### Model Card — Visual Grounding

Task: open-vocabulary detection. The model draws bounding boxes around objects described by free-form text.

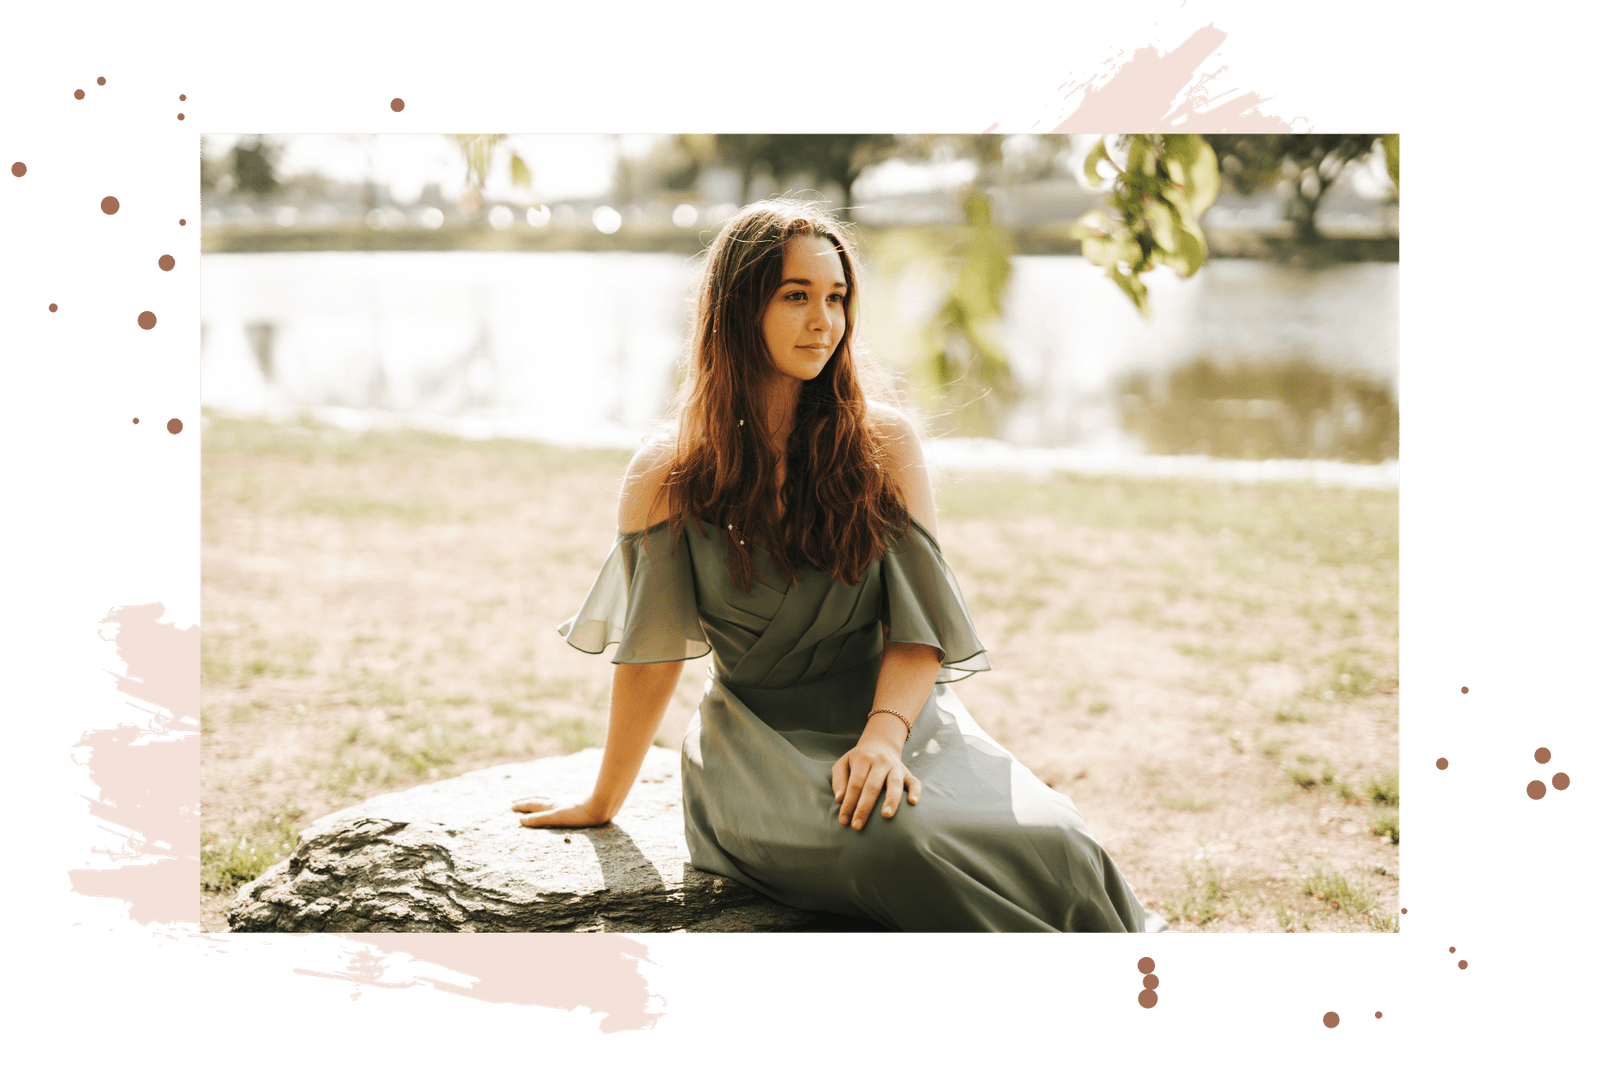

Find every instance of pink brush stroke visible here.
[69,603,200,925]
[1047,23,1296,133]
[73,605,664,1028]
[297,933,664,1033]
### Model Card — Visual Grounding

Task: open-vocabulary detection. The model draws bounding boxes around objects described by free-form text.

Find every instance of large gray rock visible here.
[228,746,886,933]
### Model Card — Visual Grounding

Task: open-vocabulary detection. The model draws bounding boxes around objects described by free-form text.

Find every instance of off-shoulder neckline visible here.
[619,509,942,550]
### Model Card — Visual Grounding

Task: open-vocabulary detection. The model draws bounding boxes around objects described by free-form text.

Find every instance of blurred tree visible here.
[1203,134,1386,243]
[1070,134,1219,319]
[713,134,901,210]
[229,136,281,196]
[924,185,1016,437]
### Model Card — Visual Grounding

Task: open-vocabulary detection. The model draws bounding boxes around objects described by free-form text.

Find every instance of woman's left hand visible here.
[831,736,921,831]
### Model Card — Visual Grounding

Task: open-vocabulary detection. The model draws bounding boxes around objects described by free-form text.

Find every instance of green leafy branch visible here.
[1070,134,1220,319]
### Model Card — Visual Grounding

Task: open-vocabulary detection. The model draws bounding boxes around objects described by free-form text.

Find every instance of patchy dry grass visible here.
[200,411,1398,932]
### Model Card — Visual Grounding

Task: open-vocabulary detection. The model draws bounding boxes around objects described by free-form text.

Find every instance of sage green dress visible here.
[559,515,1154,933]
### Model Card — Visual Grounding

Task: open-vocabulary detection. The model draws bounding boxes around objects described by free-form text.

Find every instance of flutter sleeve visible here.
[879,515,991,683]
[557,523,711,665]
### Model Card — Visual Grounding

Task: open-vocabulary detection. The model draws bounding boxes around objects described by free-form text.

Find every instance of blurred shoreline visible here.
[202,406,1398,489]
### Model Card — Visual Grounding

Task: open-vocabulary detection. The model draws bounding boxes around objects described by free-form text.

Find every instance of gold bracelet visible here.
[867,708,913,745]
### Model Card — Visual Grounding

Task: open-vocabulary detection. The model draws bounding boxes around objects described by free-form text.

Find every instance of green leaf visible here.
[510,152,532,189]
[1186,140,1220,216]
[1381,134,1399,193]
[1083,138,1113,188]
[1148,200,1178,253]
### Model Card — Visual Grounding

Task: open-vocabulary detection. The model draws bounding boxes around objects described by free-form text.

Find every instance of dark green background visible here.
[6,0,1593,1062]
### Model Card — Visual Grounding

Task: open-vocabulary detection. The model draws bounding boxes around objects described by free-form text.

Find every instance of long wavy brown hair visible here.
[660,198,906,592]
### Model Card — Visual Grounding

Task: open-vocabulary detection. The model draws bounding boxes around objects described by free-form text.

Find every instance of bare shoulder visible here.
[867,401,937,535]
[617,434,678,532]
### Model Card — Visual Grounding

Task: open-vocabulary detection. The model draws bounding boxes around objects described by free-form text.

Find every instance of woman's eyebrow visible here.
[780,278,848,288]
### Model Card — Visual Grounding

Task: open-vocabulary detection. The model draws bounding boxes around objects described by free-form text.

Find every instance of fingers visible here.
[848,764,890,830]
[838,754,866,826]
[511,796,556,814]
[831,757,847,805]
[881,769,905,819]
[905,772,921,806]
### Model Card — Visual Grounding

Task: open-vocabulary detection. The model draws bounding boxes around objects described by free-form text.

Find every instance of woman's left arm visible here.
[831,403,944,831]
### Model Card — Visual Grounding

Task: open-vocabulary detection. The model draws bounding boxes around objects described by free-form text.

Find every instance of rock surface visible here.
[229,746,886,932]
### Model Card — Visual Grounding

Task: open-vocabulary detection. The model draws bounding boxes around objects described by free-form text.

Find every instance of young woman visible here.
[512,199,1159,932]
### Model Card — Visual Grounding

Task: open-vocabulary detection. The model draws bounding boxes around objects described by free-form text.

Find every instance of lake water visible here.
[200,250,1398,460]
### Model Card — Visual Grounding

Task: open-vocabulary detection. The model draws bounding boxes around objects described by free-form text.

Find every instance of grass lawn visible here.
[200,411,1399,932]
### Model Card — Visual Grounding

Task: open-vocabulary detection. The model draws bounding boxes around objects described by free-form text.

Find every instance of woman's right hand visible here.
[511,794,614,829]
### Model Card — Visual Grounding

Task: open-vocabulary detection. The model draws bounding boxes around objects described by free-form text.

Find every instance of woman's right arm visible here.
[514,660,683,827]
[513,436,684,828]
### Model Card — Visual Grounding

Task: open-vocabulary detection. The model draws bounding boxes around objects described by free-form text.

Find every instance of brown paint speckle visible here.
[1534,747,1551,764]
[158,255,174,271]
[1137,956,1154,974]
[1528,780,1546,800]
[102,196,120,215]
[177,113,184,121]
[1553,772,1570,790]
[10,162,24,178]
[179,218,186,226]
[391,97,405,112]
[97,76,105,85]
[75,89,85,100]
[1458,960,1468,970]
[138,311,156,330]
[132,417,139,424]
[179,94,186,101]
[1142,974,1158,990]
[1138,989,1157,1009]
[1400,907,1407,914]
[49,303,58,312]
[1436,757,1448,770]
[1323,1012,1339,1028]
[1460,686,1468,693]
[1375,1011,1383,1019]
[167,418,182,434]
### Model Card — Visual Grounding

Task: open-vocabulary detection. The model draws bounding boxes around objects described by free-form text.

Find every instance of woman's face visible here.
[760,234,848,384]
